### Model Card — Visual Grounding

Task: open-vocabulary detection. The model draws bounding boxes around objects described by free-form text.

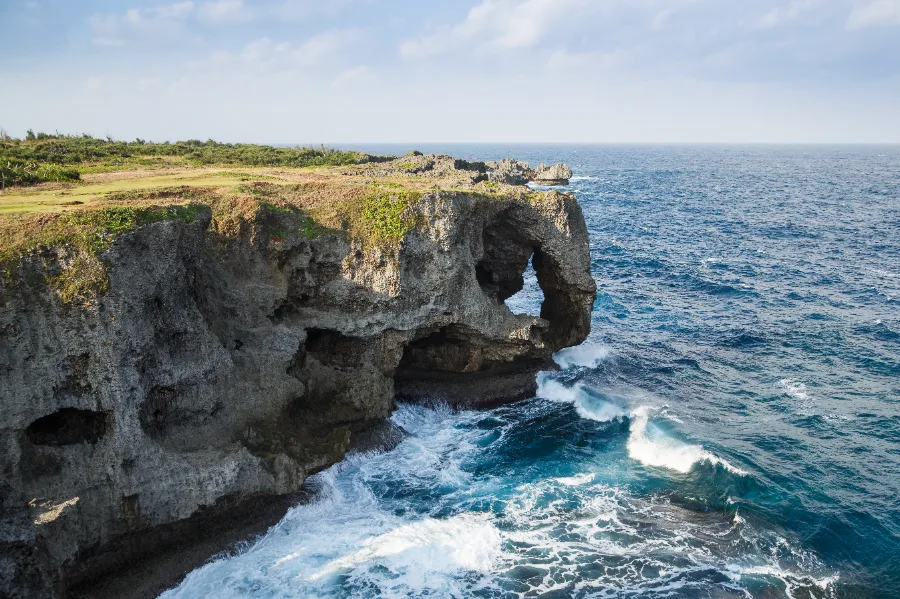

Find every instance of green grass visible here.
[0,135,366,187]
[0,171,286,214]
[1,160,81,186]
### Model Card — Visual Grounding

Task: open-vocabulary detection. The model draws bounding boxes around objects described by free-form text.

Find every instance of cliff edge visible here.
[0,155,595,597]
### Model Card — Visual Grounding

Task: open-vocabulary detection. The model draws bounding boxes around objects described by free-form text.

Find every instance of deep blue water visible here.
[166,146,900,598]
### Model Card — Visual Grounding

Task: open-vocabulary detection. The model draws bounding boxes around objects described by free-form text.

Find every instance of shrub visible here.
[1,159,81,187]
[362,189,421,243]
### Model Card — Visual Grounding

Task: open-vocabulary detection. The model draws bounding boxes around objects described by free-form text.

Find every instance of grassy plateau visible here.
[0,132,550,303]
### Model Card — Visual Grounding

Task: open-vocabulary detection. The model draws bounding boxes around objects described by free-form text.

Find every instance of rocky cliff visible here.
[0,156,595,597]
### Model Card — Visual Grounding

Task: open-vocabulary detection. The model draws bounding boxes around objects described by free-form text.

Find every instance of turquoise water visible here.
[165,146,900,598]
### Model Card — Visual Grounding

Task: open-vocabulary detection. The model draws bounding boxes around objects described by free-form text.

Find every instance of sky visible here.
[1,0,899,143]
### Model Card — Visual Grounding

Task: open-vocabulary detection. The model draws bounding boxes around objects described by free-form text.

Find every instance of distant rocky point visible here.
[532,162,574,185]
[487,158,573,186]
[347,153,574,186]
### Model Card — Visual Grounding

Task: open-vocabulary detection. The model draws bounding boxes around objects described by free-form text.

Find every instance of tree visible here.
[26,129,36,141]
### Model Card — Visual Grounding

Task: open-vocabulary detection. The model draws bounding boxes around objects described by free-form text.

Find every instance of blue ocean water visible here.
[165,145,900,599]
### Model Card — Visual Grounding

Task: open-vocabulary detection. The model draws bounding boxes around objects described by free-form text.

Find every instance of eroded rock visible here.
[0,165,595,598]
[533,162,574,185]
[486,158,535,185]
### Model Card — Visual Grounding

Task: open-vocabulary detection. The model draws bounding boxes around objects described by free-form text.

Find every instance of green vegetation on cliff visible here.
[0,133,364,187]
[362,186,423,243]
[0,138,563,304]
[0,203,208,302]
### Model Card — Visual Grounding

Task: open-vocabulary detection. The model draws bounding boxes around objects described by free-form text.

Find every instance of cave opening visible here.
[26,408,111,446]
[475,208,593,351]
[475,209,549,318]
[502,253,544,317]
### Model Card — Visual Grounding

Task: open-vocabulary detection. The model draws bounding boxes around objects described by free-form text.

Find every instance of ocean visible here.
[163,145,900,598]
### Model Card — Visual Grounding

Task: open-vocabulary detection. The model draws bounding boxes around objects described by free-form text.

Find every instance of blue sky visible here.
[1,0,899,142]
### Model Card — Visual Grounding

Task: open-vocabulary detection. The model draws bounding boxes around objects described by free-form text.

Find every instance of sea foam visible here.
[535,374,626,422]
[552,343,612,369]
[309,512,501,586]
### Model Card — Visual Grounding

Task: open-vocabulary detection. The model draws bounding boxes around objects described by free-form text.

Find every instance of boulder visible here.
[532,163,573,185]
[486,158,535,185]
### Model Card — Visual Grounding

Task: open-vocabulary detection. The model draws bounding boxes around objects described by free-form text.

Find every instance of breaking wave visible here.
[627,406,748,475]
[536,372,747,475]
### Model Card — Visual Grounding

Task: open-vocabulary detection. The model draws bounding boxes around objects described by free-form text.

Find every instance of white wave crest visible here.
[627,406,748,475]
[553,343,612,369]
[536,374,625,422]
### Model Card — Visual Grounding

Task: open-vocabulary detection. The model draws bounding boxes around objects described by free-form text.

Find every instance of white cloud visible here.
[275,0,359,21]
[197,0,252,22]
[651,9,674,29]
[137,76,163,91]
[758,0,818,29]
[847,0,900,29]
[89,2,196,46]
[400,0,587,59]
[88,0,258,47]
[239,37,291,64]
[191,30,361,71]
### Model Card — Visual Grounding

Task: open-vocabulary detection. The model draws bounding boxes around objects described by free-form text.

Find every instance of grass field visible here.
[0,134,365,187]
[0,169,287,214]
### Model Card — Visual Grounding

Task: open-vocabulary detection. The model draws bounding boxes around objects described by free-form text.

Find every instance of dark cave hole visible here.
[26,408,111,446]
[302,328,365,369]
[398,325,484,374]
[475,209,552,317]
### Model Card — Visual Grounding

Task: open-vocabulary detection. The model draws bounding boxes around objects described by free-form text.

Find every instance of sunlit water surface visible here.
[164,145,900,599]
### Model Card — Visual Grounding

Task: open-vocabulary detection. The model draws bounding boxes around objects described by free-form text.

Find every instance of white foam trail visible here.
[535,374,625,423]
[309,513,501,584]
[627,406,748,475]
[552,343,612,369]
[725,564,839,598]
[554,472,594,487]
[778,378,810,401]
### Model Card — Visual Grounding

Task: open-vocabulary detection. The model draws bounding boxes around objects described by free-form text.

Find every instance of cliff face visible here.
[0,170,595,597]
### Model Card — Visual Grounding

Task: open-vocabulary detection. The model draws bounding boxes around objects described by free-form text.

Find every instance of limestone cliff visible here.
[0,157,595,597]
